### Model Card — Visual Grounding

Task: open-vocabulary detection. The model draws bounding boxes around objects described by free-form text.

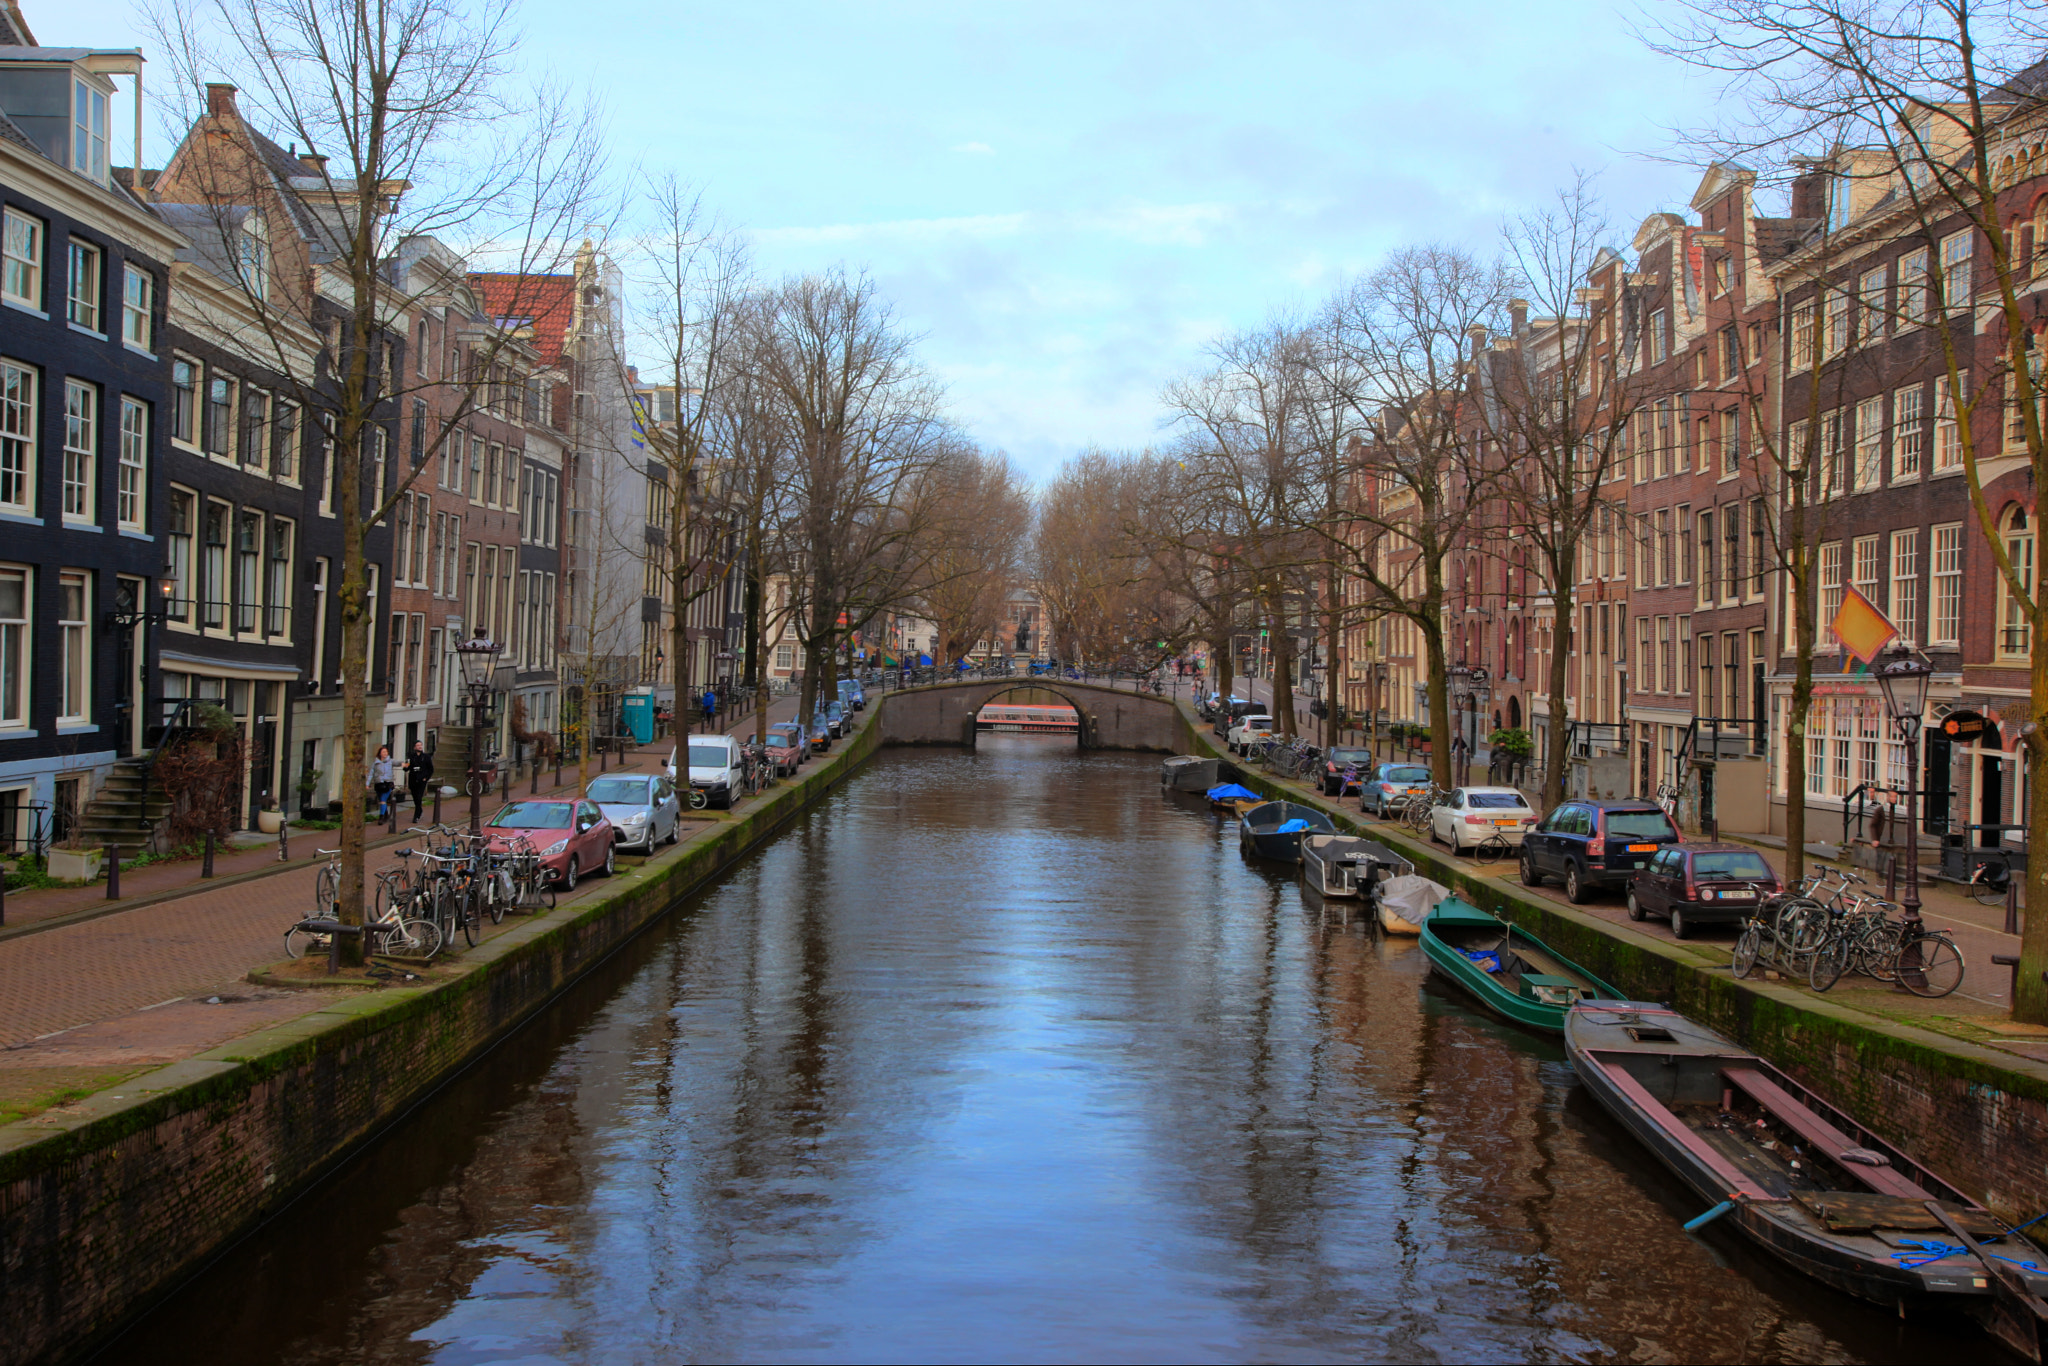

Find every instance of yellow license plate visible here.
[1494,819,1520,826]
[1627,843,1658,853]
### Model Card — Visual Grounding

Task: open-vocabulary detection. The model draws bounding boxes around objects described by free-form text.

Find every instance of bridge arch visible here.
[873,678,1182,752]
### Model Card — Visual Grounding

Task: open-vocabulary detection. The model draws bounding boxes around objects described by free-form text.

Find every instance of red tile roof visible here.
[470,272,575,365]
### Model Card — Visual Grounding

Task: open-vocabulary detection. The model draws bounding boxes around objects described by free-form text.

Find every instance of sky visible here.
[51,0,1730,482]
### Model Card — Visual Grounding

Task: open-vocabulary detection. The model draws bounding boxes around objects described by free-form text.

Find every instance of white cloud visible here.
[951,140,995,155]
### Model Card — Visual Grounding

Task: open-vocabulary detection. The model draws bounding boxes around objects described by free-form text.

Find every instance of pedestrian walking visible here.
[369,745,395,820]
[701,687,718,732]
[404,741,433,821]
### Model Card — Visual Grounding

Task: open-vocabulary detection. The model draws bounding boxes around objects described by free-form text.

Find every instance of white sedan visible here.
[1429,786,1538,855]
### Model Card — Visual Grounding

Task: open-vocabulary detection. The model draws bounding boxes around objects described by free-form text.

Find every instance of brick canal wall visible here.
[1178,708,2048,1225]
[0,717,888,1366]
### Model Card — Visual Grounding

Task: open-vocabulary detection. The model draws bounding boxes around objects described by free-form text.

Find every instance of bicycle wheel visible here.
[387,915,442,960]
[315,863,339,917]
[1808,935,1850,992]
[461,885,482,947]
[1474,834,1508,865]
[1856,920,1903,982]
[284,923,323,959]
[1897,934,1965,998]
[1732,923,1762,979]
[1973,877,2010,907]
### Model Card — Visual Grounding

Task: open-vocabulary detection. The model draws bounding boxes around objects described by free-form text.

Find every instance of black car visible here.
[1211,697,1261,738]
[1318,746,1375,796]
[1627,843,1784,938]
[1519,800,1682,904]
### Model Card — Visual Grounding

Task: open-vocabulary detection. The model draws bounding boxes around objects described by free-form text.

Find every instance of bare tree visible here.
[146,0,606,958]
[916,448,1032,665]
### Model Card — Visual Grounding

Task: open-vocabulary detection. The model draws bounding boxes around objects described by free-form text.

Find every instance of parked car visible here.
[1520,799,1684,903]
[1628,843,1783,938]
[1212,697,1259,737]
[824,700,848,738]
[838,677,866,711]
[484,798,615,891]
[585,773,681,852]
[684,734,745,809]
[1318,745,1375,796]
[1361,763,1433,817]
[765,722,807,776]
[1427,786,1537,855]
[808,710,832,752]
[1228,713,1274,755]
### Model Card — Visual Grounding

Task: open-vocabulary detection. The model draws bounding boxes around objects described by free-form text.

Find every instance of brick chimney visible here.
[1509,298,1529,336]
[299,151,328,174]
[1790,168,1827,220]
[206,83,239,119]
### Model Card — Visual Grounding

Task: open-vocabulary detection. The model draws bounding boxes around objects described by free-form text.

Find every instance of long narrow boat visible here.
[1419,897,1621,1031]
[1566,1001,2048,1358]
[1237,800,1337,863]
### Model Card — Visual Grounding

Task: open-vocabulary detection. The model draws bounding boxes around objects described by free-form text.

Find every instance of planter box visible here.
[48,847,103,882]
[256,810,284,835]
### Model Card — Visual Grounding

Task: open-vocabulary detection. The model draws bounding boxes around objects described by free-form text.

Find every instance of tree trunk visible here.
[1269,586,1296,738]
[1424,625,1453,789]
[2020,632,2048,1021]
[1542,582,1574,812]
[335,482,369,966]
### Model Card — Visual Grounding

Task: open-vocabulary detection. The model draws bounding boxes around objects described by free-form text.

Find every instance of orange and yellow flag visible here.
[1831,586,1899,665]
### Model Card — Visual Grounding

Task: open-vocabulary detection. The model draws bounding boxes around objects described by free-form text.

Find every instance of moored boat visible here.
[1566,1001,2048,1359]
[1419,897,1620,1030]
[1302,834,1409,899]
[1204,782,1262,815]
[1376,874,1442,935]
[1162,756,1221,792]
[1236,800,1336,863]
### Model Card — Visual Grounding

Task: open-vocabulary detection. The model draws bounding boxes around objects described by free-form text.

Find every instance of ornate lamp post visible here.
[1873,645,1934,933]
[1447,663,1472,781]
[454,628,503,834]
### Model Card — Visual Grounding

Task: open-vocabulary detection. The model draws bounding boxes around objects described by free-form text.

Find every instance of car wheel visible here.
[1627,889,1646,922]
[603,841,616,877]
[665,818,679,846]
[1520,848,1544,887]
[563,855,579,892]
[1670,907,1690,939]
[1565,860,1591,904]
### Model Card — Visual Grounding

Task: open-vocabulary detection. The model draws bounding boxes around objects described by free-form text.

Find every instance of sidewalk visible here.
[0,682,841,1121]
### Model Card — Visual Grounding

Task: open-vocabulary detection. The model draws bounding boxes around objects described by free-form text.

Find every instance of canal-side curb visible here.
[0,709,890,1366]
[1173,705,2048,1225]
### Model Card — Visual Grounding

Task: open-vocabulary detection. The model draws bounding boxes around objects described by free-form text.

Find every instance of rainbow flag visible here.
[1831,586,1899,665]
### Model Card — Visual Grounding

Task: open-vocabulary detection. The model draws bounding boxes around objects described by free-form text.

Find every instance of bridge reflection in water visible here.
[126,739,1960,1363]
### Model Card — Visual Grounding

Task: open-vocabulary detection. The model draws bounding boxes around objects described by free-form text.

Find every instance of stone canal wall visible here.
[0,717,888,1366]
[1176,709,2048,1225]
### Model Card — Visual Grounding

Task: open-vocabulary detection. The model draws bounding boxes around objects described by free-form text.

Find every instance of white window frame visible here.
[1934,371,1968,471]
[61,380,95,523]
[165,486,196,629]
[1932,523,1964,646]
[1,209,41,312]
[1853,395,1884,490]
[72,78,108,185]
[121,265,153,352]
[0,359,35,514]
[1890,528,1921,647]
[57,570,88,724]
[66,239,100,333]
[0,564,25,726]
[1898,247,1929,327]
[1940,229,1973,311]
[117,396,146,530]
[1894,384,1924,479]
[1818,540,1844,651]
[267,516,294,637]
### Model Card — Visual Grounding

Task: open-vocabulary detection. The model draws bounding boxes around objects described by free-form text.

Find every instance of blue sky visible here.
[54,0,1724,481]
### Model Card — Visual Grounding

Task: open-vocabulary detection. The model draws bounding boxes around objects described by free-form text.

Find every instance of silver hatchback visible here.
[586,772,682,852]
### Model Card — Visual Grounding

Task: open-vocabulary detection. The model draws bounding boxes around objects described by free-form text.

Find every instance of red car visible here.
[485,798,616,890]
[764,722,807,776]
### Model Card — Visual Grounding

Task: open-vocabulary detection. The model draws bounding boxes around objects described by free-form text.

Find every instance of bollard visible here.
[531,762,539,795]
[1,871,7,926]
[555,754,563,789]
[1885,854,1897,900]
[433,784,443,825]
[599,743,607,773]
[501,767,510,802]
[388,799,399,835]
[1995,953,2022,1004]
[2009,878,2022,936]
[105,845,118,899]
[201,830,215,879]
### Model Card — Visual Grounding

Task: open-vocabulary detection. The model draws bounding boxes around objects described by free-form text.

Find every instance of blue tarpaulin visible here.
[1276,818,1312,833]
[1205,783,1260,802]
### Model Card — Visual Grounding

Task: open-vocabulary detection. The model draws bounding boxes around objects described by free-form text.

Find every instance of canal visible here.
[120,738,1963,1363]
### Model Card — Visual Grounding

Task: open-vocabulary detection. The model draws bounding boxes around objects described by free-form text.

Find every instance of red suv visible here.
[1520,800,1682,903]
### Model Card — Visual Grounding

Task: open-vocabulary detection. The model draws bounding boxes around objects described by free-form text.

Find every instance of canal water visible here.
[121,739,1967,1364]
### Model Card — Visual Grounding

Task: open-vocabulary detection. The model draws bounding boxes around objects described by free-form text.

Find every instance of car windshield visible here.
[1386,766,1431,783]
[769,726,802,744]
[1328,748,1371,764]
[587,777,650,804]
[1694,851,1774,880]
[1468,792,1528,809]
[689,744,731,768]
[489,802,570,829]
[1605,808,1679,841]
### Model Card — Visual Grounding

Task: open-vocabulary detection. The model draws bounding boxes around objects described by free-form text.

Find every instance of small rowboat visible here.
[1567,1002,2048,1360]
[1419,897,1619,1031]
[1162,756,1221,792]
[1204,782,1262,815]
[1302,834,1409,899]
[1237,800,1336,863]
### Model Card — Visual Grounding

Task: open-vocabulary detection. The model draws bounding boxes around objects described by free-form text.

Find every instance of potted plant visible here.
[297,767,324,820]
[256,791,285,835]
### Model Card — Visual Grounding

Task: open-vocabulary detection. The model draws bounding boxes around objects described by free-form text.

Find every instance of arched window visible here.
[2001,504,2035,658]
[238,212,269,302]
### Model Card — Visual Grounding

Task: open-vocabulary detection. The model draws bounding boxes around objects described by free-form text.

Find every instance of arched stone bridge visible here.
[874,678,1184,752]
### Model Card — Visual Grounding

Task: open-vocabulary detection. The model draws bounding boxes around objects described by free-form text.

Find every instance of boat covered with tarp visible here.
[1162,756,1221,792]
[1236,800,1336,862]
[1419,897,1619,1031]
[1302,834,1409,900]
[1204,782,1262,814]
[1566,1001,2048,1359]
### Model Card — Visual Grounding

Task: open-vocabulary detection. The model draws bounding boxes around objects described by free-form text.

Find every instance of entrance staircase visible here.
[74,757,172,859]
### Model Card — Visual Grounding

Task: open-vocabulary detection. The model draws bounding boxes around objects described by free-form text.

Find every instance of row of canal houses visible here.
[1348,69,2048,845]
[0,4,655,853]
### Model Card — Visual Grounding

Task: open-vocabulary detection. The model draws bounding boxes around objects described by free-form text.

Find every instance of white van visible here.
[668,734,744,809]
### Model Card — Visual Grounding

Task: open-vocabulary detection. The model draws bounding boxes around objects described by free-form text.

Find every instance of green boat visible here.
[1419,896,1623,1033]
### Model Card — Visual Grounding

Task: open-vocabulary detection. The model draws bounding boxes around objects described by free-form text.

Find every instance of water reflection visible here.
[122,738,1969,1363]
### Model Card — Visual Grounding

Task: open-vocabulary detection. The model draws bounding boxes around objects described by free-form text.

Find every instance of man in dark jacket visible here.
[405,741,434,820]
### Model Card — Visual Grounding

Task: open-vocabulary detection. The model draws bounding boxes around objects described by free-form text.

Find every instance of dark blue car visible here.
[1519,799,1683,904]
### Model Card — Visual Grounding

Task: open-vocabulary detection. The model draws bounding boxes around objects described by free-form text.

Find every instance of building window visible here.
[1932,523,1963,646]
[469,434,485,502]
[166,489,194,624]
[1899,247,1929,324]
[61,381,95,522]
[1,209,41,308]
[1647,309,1667,364]
[2002,506,2035,657]
[0,361,34,513]
[58,571,87,722]
[0,566,21,725]
[1940,229,1973,309]
[1934,372,1967,470]
[1722,502,1742,602]
[1854,395,1884,489]
[117,396,145,530]
[275,402,298,482]
[1819,541,1844,647]
[236,509,262,633]
[485,443,501,507]
[1891,528,1920,645]
[202,500,229,630]
[268,518,293,636]
[1819,410,1845,499]
[1791,300,1816,369]
[72,79,108,183]
[1857,266,1886,344]
[239,213,269,301]
[1852,533,1881,616]
[66,240,100,331]
[242,388,270,474]
[503,447,519,507]
[1698,510,1716,608]
[1823,287,1849,358]
[205,375,235,457]
[1894,384,1924,478]
[122,266,153,350]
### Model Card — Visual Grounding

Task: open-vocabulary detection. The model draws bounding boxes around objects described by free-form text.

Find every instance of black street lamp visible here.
[1873,645,1935,934]
[454,628,503,834]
